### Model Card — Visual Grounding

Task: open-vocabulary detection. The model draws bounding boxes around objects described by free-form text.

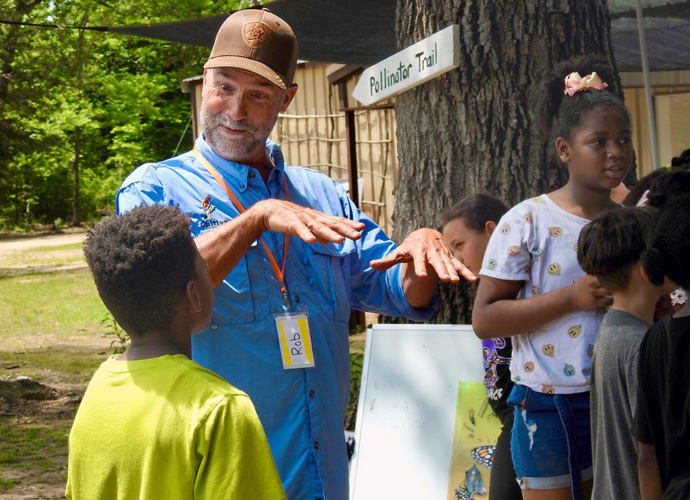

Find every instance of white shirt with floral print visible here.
[479,194,605,394]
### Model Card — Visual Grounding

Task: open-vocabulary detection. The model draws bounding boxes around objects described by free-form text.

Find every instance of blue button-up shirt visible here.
[116,136,436,500]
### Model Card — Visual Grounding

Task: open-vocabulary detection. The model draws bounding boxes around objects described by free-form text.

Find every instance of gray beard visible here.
[200,105,274,161]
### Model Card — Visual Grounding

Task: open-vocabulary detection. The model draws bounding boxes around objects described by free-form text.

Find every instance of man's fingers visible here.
[370,248,410,271]
[453,259,477,282]
[412,252,431,278]
[262,201,364,244]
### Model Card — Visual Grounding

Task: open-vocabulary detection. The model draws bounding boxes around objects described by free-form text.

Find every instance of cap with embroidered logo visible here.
[204,8,298,90]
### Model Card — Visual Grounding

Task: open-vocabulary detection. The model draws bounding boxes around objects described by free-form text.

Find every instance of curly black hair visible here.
[642,195,690,291]
[670,148,690,170]
[624,152,690,206]
[622,168,668,206]
[538,55,629,149]
[84,205,197,337]
[646,170,690,209]
[577,206,657,291]
[439,193,509,231]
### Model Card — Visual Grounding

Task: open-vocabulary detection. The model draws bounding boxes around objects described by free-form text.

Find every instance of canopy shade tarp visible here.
[108,0,396,67]
[103,0,690,72]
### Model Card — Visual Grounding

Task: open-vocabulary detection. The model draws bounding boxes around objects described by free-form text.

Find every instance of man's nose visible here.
[225,94,248,121]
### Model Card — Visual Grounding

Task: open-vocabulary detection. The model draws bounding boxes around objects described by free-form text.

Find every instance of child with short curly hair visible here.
[66,205,285,500]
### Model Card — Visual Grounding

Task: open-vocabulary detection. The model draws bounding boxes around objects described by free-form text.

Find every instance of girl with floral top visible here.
[472,56,634,500]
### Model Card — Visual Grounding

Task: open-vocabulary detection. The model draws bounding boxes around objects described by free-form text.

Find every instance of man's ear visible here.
[485,220,497,236]
[555,136,571,164]
[280,84,298,113]
[186,280,203,313]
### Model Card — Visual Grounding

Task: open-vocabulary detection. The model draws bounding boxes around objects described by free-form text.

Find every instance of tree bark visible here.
[388,0,621,324]
[71,16,88,227]
[72,126,82,227]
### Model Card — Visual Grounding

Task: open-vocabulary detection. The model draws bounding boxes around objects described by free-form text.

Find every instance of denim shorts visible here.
[507,384,593,497]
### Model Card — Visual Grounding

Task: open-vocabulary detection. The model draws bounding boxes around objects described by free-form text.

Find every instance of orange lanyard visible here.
[193,147,292,309]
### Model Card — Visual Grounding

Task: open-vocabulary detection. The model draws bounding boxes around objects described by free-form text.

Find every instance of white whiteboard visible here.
[349,324,485,500]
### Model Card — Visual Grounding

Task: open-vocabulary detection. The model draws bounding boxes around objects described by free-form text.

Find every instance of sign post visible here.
[352,25,460,106]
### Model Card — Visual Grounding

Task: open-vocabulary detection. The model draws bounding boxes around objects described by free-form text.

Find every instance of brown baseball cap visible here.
[204,8,298,90]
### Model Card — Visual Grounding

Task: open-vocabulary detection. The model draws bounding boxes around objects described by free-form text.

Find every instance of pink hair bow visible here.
[564,72,608,97]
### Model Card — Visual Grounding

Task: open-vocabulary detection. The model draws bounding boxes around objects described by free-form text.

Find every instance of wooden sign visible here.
[352,25,460,106]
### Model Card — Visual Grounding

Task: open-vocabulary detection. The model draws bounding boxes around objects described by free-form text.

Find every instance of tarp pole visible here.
[635,0,660,170]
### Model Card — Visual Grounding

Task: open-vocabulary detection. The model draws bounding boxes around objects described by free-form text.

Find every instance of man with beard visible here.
[116,8,473,500]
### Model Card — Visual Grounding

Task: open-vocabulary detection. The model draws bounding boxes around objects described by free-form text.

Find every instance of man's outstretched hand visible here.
[258,199,365,245]
[370,228,477,282]
[196,199,365,287]
[369,228,477,309]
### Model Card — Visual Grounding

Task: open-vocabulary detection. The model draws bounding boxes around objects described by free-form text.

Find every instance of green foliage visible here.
[0,0,247,228]
[345,345,365,431]
[0,477,18,492]
[102,312,130,354]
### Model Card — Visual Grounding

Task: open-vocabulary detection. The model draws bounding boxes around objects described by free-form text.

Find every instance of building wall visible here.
[621,71,690,177]
[269,63,398,236]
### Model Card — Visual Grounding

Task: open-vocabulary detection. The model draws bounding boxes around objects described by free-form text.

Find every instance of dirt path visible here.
[0,232,87,252]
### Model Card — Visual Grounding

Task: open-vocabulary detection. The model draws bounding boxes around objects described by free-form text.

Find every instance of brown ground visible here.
[0,391,81,500]
[0,231,99,500]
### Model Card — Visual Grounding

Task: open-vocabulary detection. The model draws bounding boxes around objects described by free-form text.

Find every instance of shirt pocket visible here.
[294,241,354,323]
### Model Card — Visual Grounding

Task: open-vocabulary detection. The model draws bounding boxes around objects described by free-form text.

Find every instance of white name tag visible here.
[274,312,315,369]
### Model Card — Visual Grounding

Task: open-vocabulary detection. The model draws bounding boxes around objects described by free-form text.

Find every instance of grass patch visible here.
[0,269,108,343]
[0,477,17,491]
[0,236,109,496]
[0,420,69,492]
[0,347,106,387]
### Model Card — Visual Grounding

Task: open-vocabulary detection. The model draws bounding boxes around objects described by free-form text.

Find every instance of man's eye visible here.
[455,243,464,250]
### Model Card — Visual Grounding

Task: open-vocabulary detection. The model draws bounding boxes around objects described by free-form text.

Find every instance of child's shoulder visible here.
[496,194,557,229]
[504,194,586,227]
[171,356,246,397]
[503,194,551,216]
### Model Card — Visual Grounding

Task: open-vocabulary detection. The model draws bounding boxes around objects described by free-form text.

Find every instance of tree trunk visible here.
[388,0,621,325]
[72,126,82,227]
[71,18,88,227]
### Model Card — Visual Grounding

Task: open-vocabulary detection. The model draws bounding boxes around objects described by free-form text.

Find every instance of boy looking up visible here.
[576,206,673,500]
[66,205,285,500]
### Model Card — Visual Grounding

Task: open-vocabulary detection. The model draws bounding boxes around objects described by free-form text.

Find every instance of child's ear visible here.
[186,280,203,313]
[638,261,651,282]
[485,220,497,236]
[639,263,679,293]
[555,137,571,164]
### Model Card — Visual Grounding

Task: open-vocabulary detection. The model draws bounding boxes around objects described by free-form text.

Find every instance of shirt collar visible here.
[195,134,287,192]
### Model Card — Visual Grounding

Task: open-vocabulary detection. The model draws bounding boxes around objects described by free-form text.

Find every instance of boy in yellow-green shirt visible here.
[66,205,285,500]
